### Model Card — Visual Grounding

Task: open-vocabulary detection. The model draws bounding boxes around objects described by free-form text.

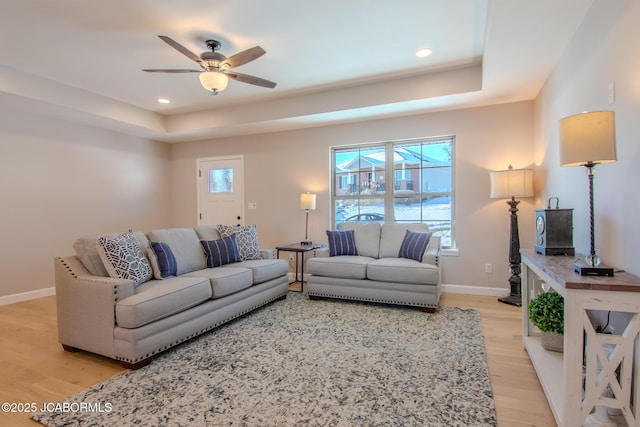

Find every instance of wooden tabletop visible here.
[276,243,323,251]
[521,249,640,292]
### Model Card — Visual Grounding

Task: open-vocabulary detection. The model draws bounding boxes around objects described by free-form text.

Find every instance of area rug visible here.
[32,293,497,426]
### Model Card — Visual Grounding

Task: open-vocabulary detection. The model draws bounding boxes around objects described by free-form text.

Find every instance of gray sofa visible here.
[307,223,441,312]
[55,226,289,369]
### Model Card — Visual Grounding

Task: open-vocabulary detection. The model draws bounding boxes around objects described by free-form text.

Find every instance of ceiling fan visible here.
[143,35,277,94]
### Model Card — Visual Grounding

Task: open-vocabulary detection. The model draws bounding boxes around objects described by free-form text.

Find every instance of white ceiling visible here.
[0,0,594,142]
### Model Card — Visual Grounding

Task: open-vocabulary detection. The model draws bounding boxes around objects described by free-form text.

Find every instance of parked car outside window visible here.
[344,214,384,222]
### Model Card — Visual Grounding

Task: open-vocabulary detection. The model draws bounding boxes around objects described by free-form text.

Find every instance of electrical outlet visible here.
[289,254,294,261]
[485,263,492,273]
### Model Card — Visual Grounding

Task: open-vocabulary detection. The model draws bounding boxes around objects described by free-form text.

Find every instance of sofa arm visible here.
[260,249,274,260]
[55,256,136,359]
[422,235,441,266]
[313,247,331,258]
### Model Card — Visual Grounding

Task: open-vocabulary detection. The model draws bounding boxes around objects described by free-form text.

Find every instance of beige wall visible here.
[534,0,640,276]
[0,91,534,301]
[171,101,534,289]
[0,107,172,299]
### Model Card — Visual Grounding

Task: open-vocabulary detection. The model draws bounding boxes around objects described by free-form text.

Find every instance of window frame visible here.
[331,136,455,249]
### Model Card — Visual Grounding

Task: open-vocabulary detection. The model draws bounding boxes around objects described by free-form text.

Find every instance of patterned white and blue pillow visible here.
[201,234,242,268]
[217,224,261,260]
[326,229,358,257]
[398,229,432,262]
[149,241,177,278]
[96,231,152,286]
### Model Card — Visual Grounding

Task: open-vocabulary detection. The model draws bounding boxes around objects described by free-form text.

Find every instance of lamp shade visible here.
[559,111,616,167]
[490,166,533,199]
[300,193,316,210]
[199,71,229,92]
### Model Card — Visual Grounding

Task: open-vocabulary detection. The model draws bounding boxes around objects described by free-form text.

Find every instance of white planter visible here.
[541,331,563,352]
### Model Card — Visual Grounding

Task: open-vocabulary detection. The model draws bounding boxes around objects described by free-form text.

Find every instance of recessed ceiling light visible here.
[416,48,433,58]
[158,98,171,104]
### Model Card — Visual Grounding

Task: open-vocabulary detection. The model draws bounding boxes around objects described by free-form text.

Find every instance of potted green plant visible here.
[528,291,564,352]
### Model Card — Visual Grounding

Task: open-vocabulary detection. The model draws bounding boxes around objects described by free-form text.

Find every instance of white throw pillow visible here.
[217,224,261,260]
[96,231,152,286]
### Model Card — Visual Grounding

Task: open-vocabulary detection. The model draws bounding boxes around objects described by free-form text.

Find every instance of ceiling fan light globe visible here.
[199,71,229,92]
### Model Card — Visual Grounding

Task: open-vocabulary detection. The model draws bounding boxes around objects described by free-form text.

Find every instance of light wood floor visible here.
[0,293,556,426]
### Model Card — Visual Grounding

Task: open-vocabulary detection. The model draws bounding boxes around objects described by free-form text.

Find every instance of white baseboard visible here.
[441,283,507,297]
[0,287,56,306]
[288,273,311,282]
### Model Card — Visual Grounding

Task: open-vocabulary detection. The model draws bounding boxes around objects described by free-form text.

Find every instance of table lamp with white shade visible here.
[559,110,617,276]
[300,192,316,245]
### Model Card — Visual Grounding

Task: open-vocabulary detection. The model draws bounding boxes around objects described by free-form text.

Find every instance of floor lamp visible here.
[300,192,316,245]
[559,111,617,276]
[490,165,534,307]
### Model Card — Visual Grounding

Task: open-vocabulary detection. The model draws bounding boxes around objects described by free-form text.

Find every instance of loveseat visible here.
[307,223,441,312]
[55,225,289,369]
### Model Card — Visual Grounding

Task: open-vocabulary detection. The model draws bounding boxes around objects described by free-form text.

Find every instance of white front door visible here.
[197,156,244,226]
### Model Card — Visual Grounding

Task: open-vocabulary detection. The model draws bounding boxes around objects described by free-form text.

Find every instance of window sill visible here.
[440,248,459,257]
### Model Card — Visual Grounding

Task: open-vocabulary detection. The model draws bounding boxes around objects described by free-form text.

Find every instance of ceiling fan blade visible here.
[222,46,266,69]
[158,35,203,64]
[226,71,277,88]
[143,69,202,73]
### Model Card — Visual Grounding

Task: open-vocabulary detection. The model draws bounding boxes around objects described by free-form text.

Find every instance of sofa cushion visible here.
[217,224,261,260]
[326,230,358,256]
[147,229,206,275]
[183,268,253,298]
[338,222,381,258]
[74,231,148,277]
[194,225,222,241]
[74,237,109,277]
[222,259,288,284]
[398,230,432,262]
[367,257,439,285]
[306,256,373,279]
[201,235,242,268]
[379,223,430,259]
[115,276,212,328]
[97,231,152,286]
[148,241,178,278]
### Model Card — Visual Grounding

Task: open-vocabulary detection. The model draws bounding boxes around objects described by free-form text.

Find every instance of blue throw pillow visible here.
[326,229,358,257]
[398,230,432,262]
[201,234,242,268]
[150,241,177,278]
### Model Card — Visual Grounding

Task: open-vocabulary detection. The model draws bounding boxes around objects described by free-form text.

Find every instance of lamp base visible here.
[300,240,313,246]
[498,294,522,307]
[573,260,614,277]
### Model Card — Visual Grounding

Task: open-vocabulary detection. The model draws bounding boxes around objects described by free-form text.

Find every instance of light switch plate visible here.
[608,82,615,104]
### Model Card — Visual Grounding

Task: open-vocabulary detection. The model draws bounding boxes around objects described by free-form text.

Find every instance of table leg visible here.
[292,252,303,293]
[300,252,305,293]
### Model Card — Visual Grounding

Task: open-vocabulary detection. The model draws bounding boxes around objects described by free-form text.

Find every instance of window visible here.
[208,168,234,193]
[332,137,454,248]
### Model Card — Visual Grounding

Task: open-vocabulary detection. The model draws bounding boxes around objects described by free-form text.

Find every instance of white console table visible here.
[521,249,640,427]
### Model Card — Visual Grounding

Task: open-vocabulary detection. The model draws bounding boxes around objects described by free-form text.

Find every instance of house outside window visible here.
[332,137,454,248]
